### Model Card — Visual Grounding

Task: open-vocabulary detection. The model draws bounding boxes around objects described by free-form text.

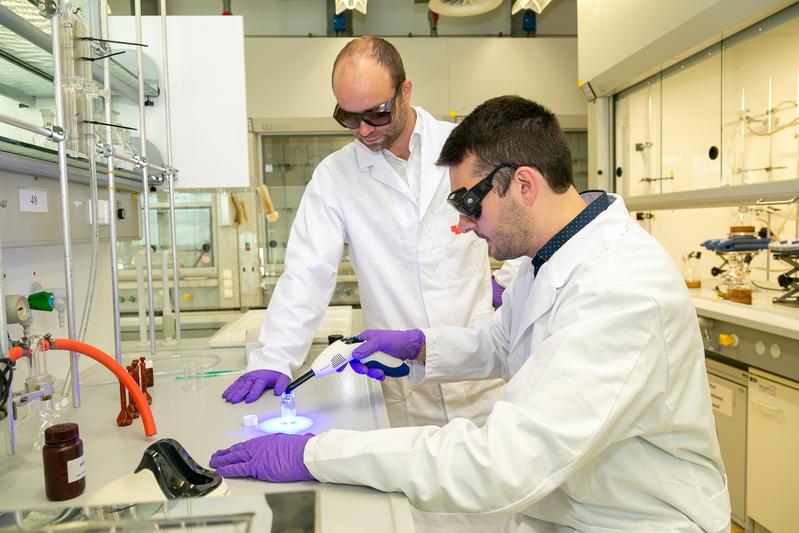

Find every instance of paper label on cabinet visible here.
[19,188,48,213]
[757,381,777,396]
[67,456,86,483]
[709,381,733,418]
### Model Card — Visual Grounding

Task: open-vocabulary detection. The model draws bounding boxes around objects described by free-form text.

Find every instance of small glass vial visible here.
[682,251,702,289]
[281,391,296,419]
[42,423,86,501]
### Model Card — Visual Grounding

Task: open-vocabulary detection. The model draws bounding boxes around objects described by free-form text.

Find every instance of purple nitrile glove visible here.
[221,370,290,404]
[347,329,425,381]
[491,275,505,310]
[210,433,316,482]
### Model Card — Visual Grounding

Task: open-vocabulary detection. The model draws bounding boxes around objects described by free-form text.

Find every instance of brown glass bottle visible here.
[42,423,86,501]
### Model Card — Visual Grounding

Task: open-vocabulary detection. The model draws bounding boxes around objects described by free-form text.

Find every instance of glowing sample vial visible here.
[258,391,313,434]
[280,391,296,419]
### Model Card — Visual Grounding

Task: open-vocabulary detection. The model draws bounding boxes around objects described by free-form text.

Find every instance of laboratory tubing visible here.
[7,339,156,437]
[281,391,296,419]
[42,423,85,501]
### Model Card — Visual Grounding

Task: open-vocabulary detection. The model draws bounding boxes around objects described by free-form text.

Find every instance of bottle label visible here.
[67,456,86,483]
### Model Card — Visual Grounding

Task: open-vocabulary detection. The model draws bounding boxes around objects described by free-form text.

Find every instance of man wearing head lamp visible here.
[224,37,521,433]
[212,95,730,532]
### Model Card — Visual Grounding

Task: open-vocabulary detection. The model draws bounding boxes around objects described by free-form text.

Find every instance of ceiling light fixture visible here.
[427,0,503,17]
[511,0,553,15]
[335,0,367,15]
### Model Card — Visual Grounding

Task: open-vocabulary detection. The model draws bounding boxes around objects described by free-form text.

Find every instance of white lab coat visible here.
[304,195,731,532]
[249,106,519,428]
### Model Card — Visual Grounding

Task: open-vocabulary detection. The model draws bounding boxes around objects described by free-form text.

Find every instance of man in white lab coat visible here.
[222,36,519,429]
[211,95,731,532]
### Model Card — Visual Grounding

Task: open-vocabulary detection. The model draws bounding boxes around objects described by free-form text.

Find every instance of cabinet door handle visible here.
[750,398,782,415]
[756,195,799,206]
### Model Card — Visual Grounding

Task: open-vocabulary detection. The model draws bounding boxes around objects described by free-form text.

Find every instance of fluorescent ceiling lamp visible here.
[511,0,553,14]
[428,0,503,17]
[335,0,367,15]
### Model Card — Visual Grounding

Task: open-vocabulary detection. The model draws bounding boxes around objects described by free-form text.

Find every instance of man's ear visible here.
[514,166,540,207]
[401,79,413,101]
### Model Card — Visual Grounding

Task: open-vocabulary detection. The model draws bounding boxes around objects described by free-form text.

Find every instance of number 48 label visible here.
[19,188,48,213]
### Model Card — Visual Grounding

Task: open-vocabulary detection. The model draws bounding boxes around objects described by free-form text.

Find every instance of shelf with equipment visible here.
[0,134,144,192]
[613,3,799,211]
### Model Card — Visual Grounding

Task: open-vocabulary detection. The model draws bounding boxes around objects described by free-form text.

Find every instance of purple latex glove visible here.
[492,275,505,310]
[210,433,316,482]
[347,329,425,380]
[221,370,290,404]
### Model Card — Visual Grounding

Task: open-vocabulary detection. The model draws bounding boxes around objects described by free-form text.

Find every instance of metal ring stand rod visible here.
[134,0,157,358]
[50,3,80,408]
[100,0,123,365]
[160,0,182,339]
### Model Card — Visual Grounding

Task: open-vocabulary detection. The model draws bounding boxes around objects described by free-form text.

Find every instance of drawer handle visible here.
[750,398,783,415]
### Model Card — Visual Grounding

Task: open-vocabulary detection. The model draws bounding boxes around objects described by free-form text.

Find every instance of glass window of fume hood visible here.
[260,133,353,265]
[259,131,588,265]
[613,3,799,201]
[117,192,215,270]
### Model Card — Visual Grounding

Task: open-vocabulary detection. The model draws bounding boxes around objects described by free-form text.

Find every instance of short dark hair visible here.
[332,36,406,88]
[437,95,574,194]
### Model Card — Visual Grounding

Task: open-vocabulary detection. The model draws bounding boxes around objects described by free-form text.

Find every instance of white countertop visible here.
[208,307,353,348]
[0,345,412,532]
[690,284,799,341]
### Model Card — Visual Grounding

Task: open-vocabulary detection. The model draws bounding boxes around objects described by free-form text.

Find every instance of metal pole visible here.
[0,112,63,139]
[160,0,181,338]
[0,230,14,454]
[101,0,123,365]
[113,151,167,172]
[51,5,80,408]
[134,0,157,357]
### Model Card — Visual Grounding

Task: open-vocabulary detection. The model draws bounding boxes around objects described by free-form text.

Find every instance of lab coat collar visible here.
[509,193,629,353]
[536,192,624,289]
[352,107,448,217]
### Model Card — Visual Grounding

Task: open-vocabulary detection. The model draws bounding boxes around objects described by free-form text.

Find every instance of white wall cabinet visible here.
[747,369,799,533]
[614,4,799,212]
[109,16,250,190]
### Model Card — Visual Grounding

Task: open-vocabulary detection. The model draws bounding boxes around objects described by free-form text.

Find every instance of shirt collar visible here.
[382,108,423,162]
[532,191,612,276]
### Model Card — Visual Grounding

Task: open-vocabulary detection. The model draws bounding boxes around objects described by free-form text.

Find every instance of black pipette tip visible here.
[285,370,314,393]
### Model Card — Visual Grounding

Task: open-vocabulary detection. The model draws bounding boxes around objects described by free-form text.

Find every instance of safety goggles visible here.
[333,87,400,129]
[447,163,519,220]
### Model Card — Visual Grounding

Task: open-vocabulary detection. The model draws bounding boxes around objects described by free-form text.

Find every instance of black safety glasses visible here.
[333,86,401,129]
[447,163,519,220]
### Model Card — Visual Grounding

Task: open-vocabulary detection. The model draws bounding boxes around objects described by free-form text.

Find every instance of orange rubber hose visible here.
[8,346,24,361]
[43,339,156,437]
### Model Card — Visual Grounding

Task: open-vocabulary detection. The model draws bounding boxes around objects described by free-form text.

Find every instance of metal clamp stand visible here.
[773,253,799,305]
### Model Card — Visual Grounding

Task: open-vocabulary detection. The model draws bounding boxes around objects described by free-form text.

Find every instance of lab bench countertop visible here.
[690,284,799,341]
[0,347,413,532]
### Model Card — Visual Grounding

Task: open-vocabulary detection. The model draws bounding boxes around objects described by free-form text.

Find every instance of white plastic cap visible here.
[241,414,259,427]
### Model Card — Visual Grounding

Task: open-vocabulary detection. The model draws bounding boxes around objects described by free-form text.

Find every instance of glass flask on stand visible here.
[718,252,753,304]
